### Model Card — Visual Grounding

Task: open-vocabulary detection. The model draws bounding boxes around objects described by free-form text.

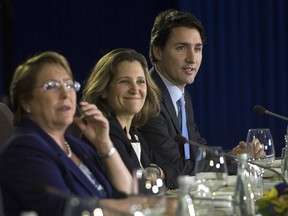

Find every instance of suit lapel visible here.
[48,138,101,196]
[109,116,143,167]
[65,137,112,196]
[151,69,181,133]
[20,119,109,197]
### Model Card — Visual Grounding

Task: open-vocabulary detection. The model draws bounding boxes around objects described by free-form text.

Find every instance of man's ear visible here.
[153,46,162,61]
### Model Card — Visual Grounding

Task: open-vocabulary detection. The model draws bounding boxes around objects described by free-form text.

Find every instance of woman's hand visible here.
[74,102,113,152]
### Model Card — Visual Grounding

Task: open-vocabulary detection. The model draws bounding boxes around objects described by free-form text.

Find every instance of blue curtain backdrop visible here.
[179,0,288,156]
[0,0,287,156]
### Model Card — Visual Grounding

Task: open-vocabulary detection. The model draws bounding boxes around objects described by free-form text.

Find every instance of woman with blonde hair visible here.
[82,48,167,181]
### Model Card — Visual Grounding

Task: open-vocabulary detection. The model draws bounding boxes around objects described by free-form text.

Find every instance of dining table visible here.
[76,159,283,216]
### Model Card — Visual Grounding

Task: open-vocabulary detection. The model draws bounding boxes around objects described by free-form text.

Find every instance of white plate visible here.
[270,159,281,168]
[226,175,237,186]
[263,167,282,178]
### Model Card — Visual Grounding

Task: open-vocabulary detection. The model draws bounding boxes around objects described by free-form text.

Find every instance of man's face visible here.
[154,27,203,90]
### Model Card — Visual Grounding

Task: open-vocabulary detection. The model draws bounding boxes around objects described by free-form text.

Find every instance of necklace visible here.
[64,141,72,158]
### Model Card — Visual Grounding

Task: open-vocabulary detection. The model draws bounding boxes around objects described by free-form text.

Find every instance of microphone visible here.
[254,105,288,121]
[174,134,237,160]
[174,135,207,150]
[174,135,288,185]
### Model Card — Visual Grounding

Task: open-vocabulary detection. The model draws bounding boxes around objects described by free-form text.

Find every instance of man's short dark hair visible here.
[149,9,206,64]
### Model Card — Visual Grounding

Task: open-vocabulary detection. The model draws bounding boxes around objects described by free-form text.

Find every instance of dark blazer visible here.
[108,115,151,173]
[140,67,207,189]
[0,119,116,216]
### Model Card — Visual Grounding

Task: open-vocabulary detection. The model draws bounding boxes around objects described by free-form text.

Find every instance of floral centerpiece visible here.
[257,182,288,216]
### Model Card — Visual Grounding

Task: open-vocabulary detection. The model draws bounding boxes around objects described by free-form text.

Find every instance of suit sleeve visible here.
[140,112,195,189]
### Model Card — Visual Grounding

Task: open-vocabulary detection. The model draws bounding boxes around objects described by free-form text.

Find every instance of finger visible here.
[73,117,86,132]
[254,143,263,153]
[79,102,97,112]
[79,104,101,117]
[255,149,266,159]
[238,141,247,149]
[236,147,247,154]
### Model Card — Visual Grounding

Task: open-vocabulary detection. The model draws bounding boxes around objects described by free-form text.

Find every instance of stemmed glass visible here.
[246,128,275,198]
[129,168,166,216]
[246,128,275,168]
[194,146,228,198]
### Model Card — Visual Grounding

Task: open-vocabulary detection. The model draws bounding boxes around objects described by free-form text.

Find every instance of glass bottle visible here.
[282,126,288,180]
[176,175,196,216]
[233,153,255,216]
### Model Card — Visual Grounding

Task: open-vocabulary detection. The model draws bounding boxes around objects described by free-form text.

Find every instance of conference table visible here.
[75,159,282,216]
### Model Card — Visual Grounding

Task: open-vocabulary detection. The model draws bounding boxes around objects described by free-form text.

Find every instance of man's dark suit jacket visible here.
[140,67,207,189]
[108,114,151,173]
[0,119,116,216]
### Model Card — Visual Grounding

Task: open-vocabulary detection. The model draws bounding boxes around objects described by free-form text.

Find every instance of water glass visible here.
[63,196,102,216]
[129,168,166,216]
[194,146,228,198]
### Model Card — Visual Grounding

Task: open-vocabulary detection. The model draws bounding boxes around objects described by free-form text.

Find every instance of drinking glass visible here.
[63,196,102,216]
[246,128,275,167]
[193,146,229,215]
[246,128,275,198]
[194,146,228,198]
[129,168,166,216]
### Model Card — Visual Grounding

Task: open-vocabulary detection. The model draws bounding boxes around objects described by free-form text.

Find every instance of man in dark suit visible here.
[139,9,209,189]
[140,9,249,189]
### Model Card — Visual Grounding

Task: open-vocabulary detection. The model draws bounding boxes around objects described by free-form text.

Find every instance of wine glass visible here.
[246,128,275,198]
[194,146,228,198]
[129,168,166,216]
[246,128,275,166]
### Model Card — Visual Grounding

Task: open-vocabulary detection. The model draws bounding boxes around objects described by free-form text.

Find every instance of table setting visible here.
[162,128,287,216]
[62,127,288,216]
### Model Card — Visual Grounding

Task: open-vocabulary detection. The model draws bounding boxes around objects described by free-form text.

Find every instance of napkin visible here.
[263,159,282,178]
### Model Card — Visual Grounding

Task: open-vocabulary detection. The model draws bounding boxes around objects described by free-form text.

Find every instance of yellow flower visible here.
[270,194,288,213]
[262,188,278,201]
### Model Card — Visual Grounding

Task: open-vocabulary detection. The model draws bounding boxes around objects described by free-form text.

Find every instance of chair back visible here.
[0,187,5,216]
[0,102,13,145]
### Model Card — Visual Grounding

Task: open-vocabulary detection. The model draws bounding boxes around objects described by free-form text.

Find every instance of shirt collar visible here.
[155,68,184,108]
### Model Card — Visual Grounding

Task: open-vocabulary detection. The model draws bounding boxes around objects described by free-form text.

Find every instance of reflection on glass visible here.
[130,168,166,216]
[194,146,228,198]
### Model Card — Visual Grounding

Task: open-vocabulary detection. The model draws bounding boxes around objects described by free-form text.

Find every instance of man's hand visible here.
[232,139,266,159]
[232,141,247,155]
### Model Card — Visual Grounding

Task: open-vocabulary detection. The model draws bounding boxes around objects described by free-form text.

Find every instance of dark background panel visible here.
[1,0,287,156]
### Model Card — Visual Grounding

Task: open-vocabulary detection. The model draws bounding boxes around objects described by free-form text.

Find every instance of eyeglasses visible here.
[35,80,81,92]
